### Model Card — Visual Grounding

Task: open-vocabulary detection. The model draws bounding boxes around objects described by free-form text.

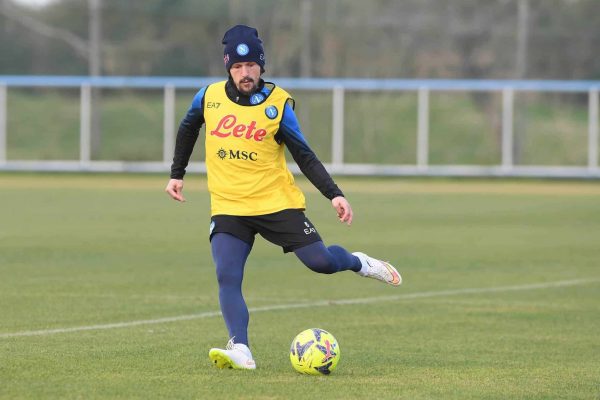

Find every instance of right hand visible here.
[165,179,185,202]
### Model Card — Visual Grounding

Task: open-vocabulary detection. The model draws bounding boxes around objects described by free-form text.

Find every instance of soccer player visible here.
[165,25,402,370]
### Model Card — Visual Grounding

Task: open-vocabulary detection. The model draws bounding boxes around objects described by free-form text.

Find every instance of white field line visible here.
[1,277,597,339]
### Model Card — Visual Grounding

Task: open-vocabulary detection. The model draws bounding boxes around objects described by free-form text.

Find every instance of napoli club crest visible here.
[250,93,265,104]
[236,43,249,56]
[265,105,278,119]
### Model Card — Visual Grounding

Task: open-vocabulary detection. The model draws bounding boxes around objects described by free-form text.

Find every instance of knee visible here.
[294,241,341,274]
[215,263,243,287]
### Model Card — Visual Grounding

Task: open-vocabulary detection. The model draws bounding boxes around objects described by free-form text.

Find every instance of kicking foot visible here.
[353,252,402,286]
[209,338,256,370]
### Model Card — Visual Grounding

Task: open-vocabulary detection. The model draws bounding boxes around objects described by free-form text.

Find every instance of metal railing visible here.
[0,76,598,178]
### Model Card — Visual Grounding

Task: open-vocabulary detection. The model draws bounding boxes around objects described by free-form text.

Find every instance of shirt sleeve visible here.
[170,87,207,179]
[276,103,344,200]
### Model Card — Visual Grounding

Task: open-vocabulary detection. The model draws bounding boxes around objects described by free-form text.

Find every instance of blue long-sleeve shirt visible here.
[170,79,343,200]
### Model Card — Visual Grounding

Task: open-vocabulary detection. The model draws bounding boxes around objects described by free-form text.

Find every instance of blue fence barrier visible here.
[0,76,598,178]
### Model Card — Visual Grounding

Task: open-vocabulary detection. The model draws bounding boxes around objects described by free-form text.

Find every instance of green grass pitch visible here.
[1,173,599,399]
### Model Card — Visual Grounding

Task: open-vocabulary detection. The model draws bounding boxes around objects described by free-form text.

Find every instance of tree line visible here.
[1,0,599,80]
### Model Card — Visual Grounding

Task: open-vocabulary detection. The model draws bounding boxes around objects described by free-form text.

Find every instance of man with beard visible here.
[165,25,402,370]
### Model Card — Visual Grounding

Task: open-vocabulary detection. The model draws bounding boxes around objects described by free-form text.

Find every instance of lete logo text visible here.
[210,114,267,141]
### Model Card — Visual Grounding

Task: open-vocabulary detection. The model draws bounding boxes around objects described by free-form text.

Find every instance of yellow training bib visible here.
[204,81,306,216]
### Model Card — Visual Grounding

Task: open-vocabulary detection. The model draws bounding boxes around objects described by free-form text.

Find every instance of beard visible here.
[236,77,258,95]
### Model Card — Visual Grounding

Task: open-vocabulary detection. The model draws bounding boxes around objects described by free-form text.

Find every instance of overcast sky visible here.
[13,0,57,7]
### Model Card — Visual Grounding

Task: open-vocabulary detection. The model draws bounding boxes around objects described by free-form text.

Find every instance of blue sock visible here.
[294,241,362,274]
[211,233,252,346]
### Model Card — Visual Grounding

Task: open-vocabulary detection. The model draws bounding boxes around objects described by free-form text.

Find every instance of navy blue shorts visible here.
[209,209,322,253]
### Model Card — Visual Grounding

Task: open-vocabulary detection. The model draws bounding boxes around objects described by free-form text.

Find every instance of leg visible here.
[211,232,252,345]
[294,241,362,274]
[295,241,402,286]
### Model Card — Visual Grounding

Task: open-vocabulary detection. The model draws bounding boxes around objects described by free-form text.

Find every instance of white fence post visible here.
[80,84,92,164]
[417,87,429,168]
[0,84,6,163]
[502,87,514,169]
[163,84,176,164]
[589,88,599,169]
[332,85,345,167]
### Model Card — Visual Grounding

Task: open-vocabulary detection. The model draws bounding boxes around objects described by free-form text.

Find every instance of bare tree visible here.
[0,0,88,60]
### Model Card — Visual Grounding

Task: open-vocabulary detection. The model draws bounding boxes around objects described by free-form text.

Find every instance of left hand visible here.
[331,196,353,226]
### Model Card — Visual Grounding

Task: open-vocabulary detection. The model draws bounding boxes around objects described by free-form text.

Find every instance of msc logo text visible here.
[217,148,258,161]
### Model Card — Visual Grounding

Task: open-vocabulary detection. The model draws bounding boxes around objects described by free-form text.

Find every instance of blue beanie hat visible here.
[222,25,265,73]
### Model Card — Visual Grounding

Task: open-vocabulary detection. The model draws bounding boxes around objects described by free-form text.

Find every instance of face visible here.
[230,61,261,95]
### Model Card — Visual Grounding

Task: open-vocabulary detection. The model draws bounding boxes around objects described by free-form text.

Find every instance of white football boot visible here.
[208,338,256,370]
[353,252,402,286]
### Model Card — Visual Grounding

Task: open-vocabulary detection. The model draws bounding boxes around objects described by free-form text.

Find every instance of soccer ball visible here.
[289,328,340,375]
